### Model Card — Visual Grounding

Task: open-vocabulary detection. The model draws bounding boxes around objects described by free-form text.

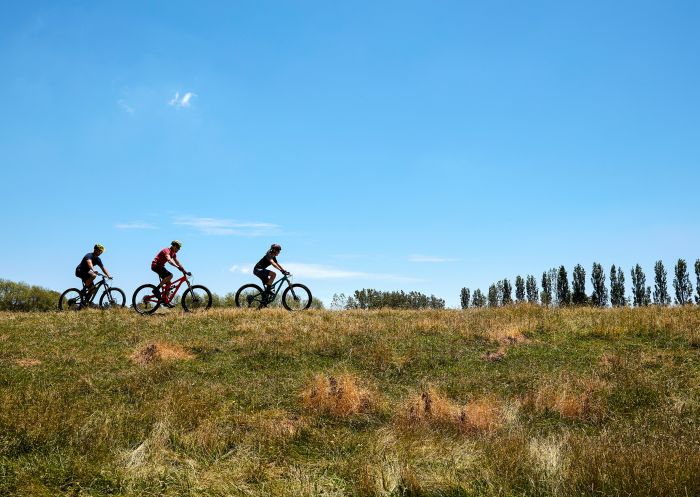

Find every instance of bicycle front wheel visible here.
[132,284,161,315]
[59,288,83,311]
[282,284,312,311]
[182,285,212,312]
[235,284,265,309]
[100,288,126,309]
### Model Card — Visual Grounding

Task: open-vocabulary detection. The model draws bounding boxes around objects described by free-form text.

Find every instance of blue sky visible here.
[1,1,698,307]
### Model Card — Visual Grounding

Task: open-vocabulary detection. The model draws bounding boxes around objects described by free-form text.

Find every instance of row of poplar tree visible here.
[460,259,700,308]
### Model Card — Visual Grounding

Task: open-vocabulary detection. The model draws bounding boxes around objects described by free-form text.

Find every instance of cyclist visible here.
[254,243,289,295]
[76,244,111,299]
[151,240,189,300]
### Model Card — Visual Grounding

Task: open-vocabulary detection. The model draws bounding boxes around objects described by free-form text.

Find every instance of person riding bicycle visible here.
[151,240,189,301]
[75,244,111,299]
[254,244,289,295]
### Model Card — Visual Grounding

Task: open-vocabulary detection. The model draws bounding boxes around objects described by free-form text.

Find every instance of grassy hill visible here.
[1,307,699,496]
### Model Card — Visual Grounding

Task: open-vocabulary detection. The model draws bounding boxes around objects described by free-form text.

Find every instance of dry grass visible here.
[2,306,700,496]
[401,388,503,434]
[15,358,41,367]
[524,374,609,422]
[301,373,376,417]
[130,341,194,365]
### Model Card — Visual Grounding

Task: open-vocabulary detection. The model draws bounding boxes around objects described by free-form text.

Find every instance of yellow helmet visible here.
[171,240,182,248]
[94,243,105,253]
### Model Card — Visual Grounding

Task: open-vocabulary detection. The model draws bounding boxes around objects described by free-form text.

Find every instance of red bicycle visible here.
[132,272,212,315]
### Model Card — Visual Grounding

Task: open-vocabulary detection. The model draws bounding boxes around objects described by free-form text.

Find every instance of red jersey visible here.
[152,248,176,268]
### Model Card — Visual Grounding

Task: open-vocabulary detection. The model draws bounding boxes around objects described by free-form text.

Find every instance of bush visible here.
[0,279,60,311]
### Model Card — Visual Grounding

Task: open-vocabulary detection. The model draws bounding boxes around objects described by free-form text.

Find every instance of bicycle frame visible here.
[83,274,111,303]
[147,274,192,305]
[268,274,301,299]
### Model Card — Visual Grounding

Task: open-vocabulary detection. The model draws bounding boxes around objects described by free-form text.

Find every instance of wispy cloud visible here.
[408,254,457,263]
[168,91,197,108]
[115,222,158,230]
[331,253,364,260]
[117,99,134,114]
[175,216,279,236]
[229,262,418,281]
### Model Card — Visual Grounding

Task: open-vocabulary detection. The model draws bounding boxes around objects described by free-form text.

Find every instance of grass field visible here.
[1,306,699,496]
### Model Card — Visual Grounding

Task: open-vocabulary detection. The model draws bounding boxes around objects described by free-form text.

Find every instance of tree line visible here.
[460,259,700,308]
[0,279,61,312]
[332,289,445,310]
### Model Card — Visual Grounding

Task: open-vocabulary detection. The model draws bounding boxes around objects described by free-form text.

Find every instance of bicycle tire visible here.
[132,284,161,315]
[235,284,265,309]
[282,284,313,311]
[182,285,212,312]
[100,288,126,309]
[59,288,84,311]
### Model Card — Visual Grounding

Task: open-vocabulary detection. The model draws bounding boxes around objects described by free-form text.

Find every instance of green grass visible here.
[1,306,699,496]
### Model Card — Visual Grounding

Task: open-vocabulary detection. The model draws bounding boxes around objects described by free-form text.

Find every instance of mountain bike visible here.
[58,272,126,310]
[235,273,312,311]
[132,271,212,315]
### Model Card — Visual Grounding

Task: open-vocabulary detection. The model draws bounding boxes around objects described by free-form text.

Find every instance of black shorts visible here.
[254,267,271,282]
[152,265,173,280]
[75,267,95,282]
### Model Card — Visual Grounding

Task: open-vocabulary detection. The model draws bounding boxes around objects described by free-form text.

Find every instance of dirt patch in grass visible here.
[131,342,194,365]
[483,346,507,362]
[482,322,531,362]
[301,374,376,417]
[15,358,42,367]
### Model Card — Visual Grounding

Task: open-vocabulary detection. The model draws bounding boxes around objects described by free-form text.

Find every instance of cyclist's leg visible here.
[80,271,97,296]
[266,270,277,289]
[152,267,172,295]
[254,268,275,291]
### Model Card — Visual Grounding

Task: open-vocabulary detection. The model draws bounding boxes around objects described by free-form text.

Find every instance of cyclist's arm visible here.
[271,260,287,274]
[97,264,111,279]
[166,255,186,273]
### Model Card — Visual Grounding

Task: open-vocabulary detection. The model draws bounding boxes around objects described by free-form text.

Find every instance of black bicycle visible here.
[58,272,126,310]
[235,273,312,311]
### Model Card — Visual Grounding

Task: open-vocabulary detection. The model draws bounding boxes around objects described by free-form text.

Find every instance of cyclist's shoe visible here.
[152,288,162,299]
[262,288,275,305]
[163,302,176,308]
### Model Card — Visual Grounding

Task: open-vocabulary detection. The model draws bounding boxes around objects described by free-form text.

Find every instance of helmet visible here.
[94,244,105,252]
[171,240,182,248]
[271,243,282,251]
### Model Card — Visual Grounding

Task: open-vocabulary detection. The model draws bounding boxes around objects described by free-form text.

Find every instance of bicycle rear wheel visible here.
[59,288,84,311]
[235,284,265,309]
[282,284,312,311]
[182,285,212,312]
[132,284,161,315]
[100,288,126,309]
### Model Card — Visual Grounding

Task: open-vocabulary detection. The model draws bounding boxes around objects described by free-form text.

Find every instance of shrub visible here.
[0,279,60,311]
